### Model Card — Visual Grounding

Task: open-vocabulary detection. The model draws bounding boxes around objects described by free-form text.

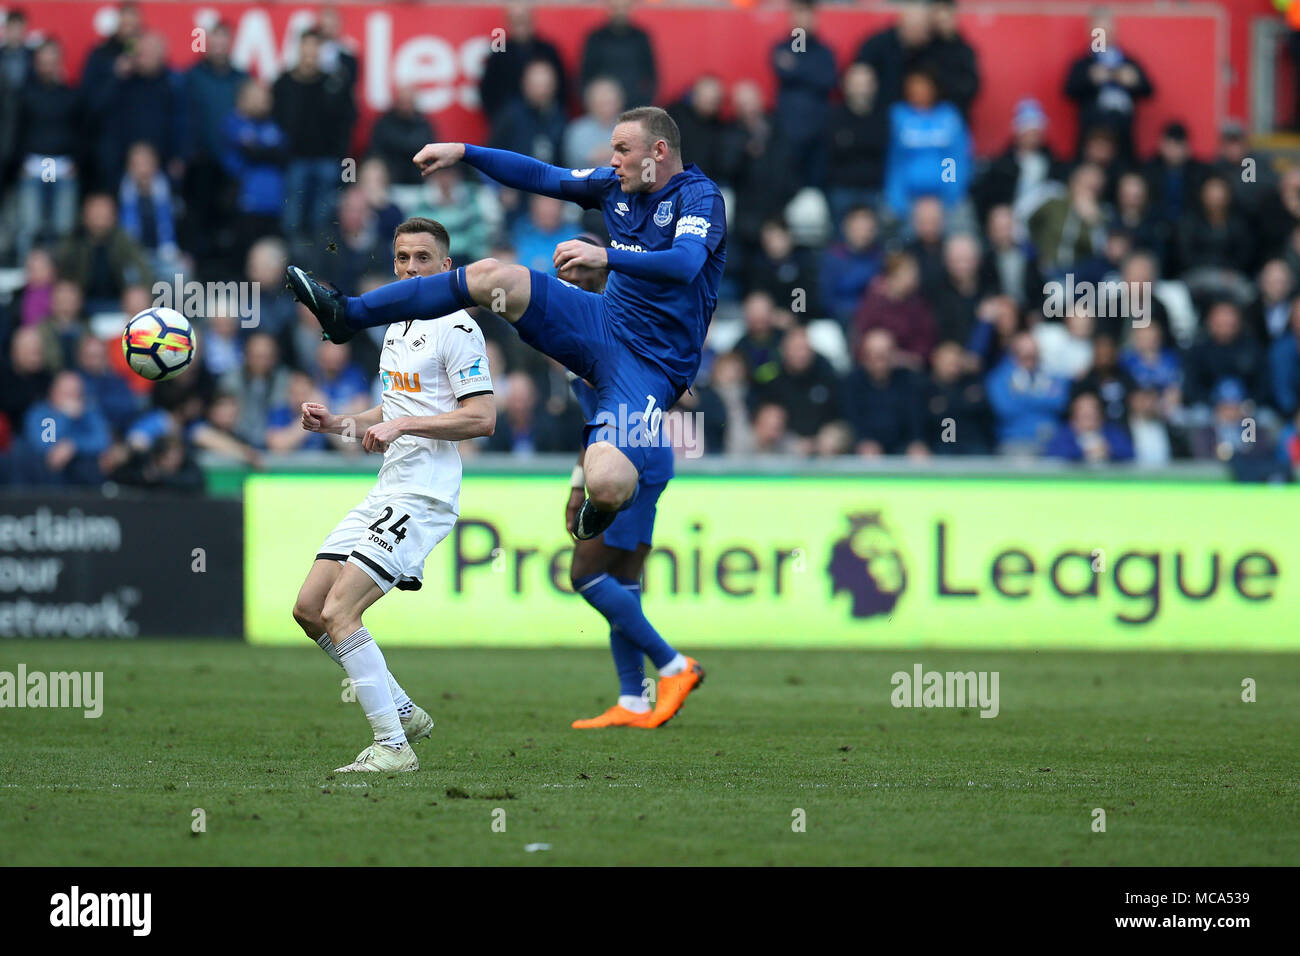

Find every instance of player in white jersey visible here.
[289,218,495,773]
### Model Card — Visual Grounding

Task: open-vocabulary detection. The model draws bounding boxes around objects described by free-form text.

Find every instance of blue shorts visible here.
[516,272,683,476]
[603,479,668,551]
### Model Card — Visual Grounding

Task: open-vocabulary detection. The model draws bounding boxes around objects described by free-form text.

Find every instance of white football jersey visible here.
[370,309,492,512]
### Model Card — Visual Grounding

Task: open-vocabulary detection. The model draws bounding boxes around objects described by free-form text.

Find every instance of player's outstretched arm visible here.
[361,394,496,452]
[302,402,383,437]
[416,141,602,205]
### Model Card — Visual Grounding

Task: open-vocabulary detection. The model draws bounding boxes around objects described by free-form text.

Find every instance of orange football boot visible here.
[571,705,654,729]
[638,658,706,728]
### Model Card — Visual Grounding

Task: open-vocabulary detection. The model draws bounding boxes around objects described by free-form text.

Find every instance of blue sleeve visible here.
[606,243,708,284]
[76,411,112,456]
[942,108,971,205]
[957,113,973,196]
[1270,338,1298,415]
[22,405,51,447]
[219,114,244,177]
[1107,426,1134,462]
[883,106,907,218]
[1044,427,1078,460]
[461,144,613,208]
[967,320,994,362]
[984,365,1013,416]
[127,409,171,447]
[605,185,723,284]
[1032,378,1070,415]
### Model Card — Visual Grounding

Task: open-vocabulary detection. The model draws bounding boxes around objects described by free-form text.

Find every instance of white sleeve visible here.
[442,318,494,399]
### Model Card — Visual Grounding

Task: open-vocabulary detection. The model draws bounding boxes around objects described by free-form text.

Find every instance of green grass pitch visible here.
[1,641,1296,866]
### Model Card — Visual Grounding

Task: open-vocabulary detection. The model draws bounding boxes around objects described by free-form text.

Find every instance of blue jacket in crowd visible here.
[883,101,971,219]
[985,359,1070,444]
[186,60,248,159]
[221,112,287,216]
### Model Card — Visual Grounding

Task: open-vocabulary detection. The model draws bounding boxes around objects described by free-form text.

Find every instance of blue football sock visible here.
[608,627,645,699]
[608,577,646,698]
[575,572,676,670]
[344,267,475,329]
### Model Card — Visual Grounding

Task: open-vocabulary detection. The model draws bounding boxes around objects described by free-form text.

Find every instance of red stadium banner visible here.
[19,1,1224,159]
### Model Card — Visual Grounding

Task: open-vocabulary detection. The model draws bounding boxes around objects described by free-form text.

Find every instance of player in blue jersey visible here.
[560,242,697,728]
[287,107,720,705]
[285,107,724,538]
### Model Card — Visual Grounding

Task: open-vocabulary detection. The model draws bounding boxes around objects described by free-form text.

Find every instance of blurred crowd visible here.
[2,0,1300,490]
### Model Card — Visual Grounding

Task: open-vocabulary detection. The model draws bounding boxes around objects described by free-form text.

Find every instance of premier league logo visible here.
[827,512,907,619]
[653,200,673,228]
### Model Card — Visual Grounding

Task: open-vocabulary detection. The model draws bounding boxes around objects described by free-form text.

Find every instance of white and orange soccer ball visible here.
[121,308,196,381]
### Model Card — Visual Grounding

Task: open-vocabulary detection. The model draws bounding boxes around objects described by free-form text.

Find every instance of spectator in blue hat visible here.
[972,97,1063,226]
[1196,377,1290,480]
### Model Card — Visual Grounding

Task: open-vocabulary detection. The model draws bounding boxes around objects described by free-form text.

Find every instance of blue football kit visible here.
[344,144,726,477]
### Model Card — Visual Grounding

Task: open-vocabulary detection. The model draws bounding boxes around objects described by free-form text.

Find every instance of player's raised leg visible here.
[320,565,418,773]
[291,558,434,744]
[285,256,534,345]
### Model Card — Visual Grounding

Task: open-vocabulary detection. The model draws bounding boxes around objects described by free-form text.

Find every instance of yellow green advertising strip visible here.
[246,475,1299,649]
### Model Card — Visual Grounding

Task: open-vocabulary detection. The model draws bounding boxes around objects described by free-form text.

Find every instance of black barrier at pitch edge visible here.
[0,493,243,639]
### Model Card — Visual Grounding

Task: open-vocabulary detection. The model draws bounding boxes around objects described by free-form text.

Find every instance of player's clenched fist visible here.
[301,402,333,432]
[413,142,466,177]
[363,418,404,453]
[553,239,608,274]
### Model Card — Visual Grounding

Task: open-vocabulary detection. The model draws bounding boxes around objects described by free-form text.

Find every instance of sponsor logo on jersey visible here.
[675,215,712,240]
[653,199,674,227]
[610,239,645,253]
[381,369,422,393]
[615,202,629,217]
[455,357,492,392]
[571,168,596,178]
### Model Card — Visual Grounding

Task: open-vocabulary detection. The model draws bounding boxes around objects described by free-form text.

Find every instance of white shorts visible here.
[316,491,456,594]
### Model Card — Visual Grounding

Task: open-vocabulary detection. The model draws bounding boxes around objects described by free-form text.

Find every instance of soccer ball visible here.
[121,308,196,381]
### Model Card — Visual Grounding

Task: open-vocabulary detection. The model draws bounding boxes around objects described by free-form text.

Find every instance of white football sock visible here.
[334,627,406,748]
[314,633,343,665]
[658,653,688,677]
[619,694,651,714]
[317,633,413,718]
